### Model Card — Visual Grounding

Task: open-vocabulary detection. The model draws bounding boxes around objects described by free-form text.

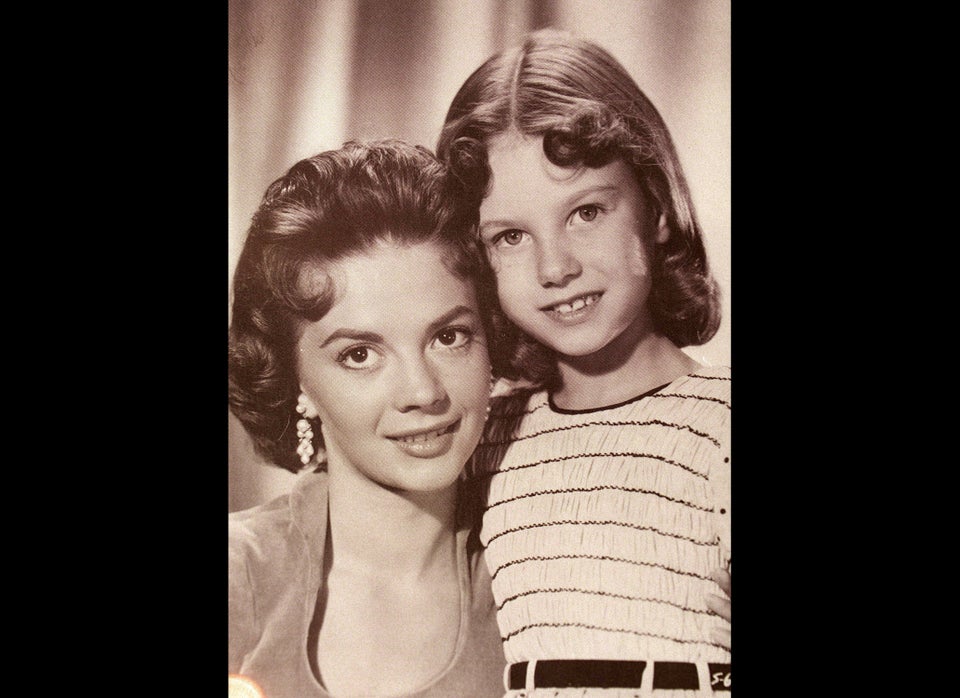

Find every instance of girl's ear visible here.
[655,213,670,244]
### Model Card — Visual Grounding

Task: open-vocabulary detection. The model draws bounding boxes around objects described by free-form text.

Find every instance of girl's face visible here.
[296,240,490,494]
[478,132,667,358]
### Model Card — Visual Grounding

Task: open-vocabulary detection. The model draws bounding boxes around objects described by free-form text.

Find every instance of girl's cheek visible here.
[625,234,651,277]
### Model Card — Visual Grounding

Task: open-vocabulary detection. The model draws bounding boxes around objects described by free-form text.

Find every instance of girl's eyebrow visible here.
[479,184,621,234]
[318,305,477,348]
[564,183,620,204]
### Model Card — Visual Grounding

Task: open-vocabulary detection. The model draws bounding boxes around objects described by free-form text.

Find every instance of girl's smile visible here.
[540,290,604,320]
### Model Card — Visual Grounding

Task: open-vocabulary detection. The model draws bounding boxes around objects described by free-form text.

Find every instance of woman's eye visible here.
[433,327,473,350]
[492,229,525,247]
[576,204,599,222]
[337,345,380,369]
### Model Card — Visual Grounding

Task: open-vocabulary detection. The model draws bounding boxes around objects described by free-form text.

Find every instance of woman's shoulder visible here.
[229,470,328,564]
[228,496,298,671]
[229,491,294,550]
[228,471,328,670]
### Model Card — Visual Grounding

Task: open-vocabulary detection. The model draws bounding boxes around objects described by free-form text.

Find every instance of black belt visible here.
[507,660,731,691]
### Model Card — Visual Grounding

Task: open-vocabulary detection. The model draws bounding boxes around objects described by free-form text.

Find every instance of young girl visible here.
[437,30,731,695]
[228,139,507,697]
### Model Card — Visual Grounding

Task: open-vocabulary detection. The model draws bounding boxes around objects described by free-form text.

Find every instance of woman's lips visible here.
[388,420,460,458]
[391,421,457,443]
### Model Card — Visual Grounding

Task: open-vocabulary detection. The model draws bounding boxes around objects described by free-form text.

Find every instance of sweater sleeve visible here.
[228,523,259,673]
[707,373,732,570]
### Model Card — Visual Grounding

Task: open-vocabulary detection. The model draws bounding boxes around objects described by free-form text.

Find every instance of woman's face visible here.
[478,132,667,359]
[296,240,490,494]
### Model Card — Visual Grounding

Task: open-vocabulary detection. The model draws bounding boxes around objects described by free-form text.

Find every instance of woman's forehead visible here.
[305,240,476,313]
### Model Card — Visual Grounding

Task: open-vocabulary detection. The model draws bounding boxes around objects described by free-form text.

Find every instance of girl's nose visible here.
[536,234,582,287]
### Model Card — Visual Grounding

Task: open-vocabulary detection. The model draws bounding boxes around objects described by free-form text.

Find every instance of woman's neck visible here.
[314,463,462,696]
[325,464,458,580]
[553,324,701,411]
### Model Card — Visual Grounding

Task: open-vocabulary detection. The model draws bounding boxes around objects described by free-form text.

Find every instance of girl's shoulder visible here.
[668,364,731,400]
[684,363,731,381]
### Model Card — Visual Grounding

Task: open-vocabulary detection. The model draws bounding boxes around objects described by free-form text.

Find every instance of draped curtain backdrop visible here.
[228,0,731,512]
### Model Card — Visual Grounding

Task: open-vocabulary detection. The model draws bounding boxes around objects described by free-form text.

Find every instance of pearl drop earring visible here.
[295,393,316,466]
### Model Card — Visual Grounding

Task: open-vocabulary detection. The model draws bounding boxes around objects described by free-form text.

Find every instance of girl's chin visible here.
[539,334,617,360]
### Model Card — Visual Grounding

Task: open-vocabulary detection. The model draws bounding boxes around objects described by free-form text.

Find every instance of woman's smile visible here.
[388,419,461,457]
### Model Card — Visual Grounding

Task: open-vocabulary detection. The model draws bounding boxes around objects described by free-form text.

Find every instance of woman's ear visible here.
[297,391,320,419]
[655,213,670,244]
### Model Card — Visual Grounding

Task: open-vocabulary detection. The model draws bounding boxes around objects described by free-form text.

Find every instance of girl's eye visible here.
[492,229,525,247]
[337,345,381,369]
[432,327,473,350]
[575,204,599,222]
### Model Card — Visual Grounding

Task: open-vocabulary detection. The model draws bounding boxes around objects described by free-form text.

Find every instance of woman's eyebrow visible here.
[478,218,517,235]
[319,329,383,348]
[317,306,476,348]
[425,305,478,335]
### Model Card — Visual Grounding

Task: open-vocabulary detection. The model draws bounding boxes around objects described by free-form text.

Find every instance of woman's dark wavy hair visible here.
[437,29,721,389]
[228,139,497,473]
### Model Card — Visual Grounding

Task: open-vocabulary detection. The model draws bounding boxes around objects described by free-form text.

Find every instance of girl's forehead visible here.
[485,131,634,186]
[485,137,638,200]
[487,130,541,157]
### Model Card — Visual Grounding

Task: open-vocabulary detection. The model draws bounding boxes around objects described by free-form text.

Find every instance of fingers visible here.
[707,566,731,649]
[710,626,731,650]
[710,567,731,597]
[705,592,731,622]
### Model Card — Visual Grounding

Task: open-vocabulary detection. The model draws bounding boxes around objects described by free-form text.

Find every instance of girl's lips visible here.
[542,292,602,316]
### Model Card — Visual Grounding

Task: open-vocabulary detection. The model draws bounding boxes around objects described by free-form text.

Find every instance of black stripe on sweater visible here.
[501,621,726,649]
[497,587,718,614]
[479,451,710,481]
[478,418,722,448]
[490,553,708,581]
[486,484,713,513]
[484,518,715,546]
[650,392,730,409]
[688,373,731,381]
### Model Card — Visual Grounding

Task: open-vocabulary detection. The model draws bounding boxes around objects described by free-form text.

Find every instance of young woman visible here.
[228,139,507,697]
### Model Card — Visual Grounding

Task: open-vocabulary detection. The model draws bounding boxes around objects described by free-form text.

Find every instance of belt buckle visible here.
[706,663,731,691]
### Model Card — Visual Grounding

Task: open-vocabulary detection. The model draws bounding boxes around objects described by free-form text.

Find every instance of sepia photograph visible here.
[228,1,731,695]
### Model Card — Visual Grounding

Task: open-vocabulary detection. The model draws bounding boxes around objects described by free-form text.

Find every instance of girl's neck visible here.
[552,324,701,411]
[325,465,458,579]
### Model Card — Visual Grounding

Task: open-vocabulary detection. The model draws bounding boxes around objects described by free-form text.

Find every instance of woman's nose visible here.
[536,234,582,287]
[394,358,448,412]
